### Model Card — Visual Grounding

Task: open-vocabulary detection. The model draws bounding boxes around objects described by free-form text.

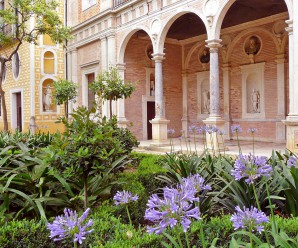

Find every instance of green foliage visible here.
[0,142,72,221]
[0,131,52,149]
[89,67,136,116]
[53,79,78,106]
[47,106,138,208]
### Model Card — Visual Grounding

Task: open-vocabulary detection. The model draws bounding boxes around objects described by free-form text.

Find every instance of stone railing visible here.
[114,0,130,8]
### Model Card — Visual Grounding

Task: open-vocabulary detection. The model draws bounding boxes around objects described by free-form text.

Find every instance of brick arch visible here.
[185,40,207,70]
[212,0,292,40]
[157,9,208,54]
[118,27,153,64]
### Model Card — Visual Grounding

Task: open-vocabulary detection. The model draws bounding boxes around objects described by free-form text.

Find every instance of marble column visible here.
[150,53,169,145]
[275,55,286,143]
[284,19,298,152]
[70,49,78,113]
[181,71,188,137]
[222,64,231,139]
[203,39,225,150]
[100,36,109,118]
[116,63,129,128]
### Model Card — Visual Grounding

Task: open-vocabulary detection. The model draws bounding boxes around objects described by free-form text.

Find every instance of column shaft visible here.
[153,54,165,119]
[182,73,188,137]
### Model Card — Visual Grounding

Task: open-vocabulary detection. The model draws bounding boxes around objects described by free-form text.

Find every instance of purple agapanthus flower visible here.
[47,208,94,244]
[205,125,218,134]
[231,206,269,233]
[181,174,212,195]
[114,190,138,205]
[231,124,242,133]
[145,186,200,234]
[287,155,298,168]
[231,153,272,184]
[189,125,197,134]
[218,130,224,136]
[248,128,258,134]
[196,126,206,134]
[167,129,175,135]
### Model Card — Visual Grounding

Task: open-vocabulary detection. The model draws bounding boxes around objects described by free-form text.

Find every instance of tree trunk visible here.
[0,85,8,131]
[65,101,68,119]
[0,61,8,131]
[83,171,88,209]
[109,98,113,118]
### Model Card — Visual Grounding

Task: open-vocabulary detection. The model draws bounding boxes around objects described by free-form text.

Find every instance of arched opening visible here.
[219,0,289,143]
[43,51,55,74]
[123,30,154,140]
[161,13,207,137]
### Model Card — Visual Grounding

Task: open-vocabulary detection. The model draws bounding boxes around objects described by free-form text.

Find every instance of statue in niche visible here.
[245,36,260,55]
[200,49,210,64]
[202,90,210,114]
[251,88,260,113]
[43,85,53,111]
[150,80,155,96]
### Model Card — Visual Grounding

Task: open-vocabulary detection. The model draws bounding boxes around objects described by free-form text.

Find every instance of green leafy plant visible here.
[89,67,136,117]
[53,79,78,118]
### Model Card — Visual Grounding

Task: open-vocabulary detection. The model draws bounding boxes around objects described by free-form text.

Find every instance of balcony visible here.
[114,0,131,8]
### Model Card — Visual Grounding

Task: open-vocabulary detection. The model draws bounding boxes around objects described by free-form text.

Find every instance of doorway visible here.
[11,91,22,131]
[147,101,155,140]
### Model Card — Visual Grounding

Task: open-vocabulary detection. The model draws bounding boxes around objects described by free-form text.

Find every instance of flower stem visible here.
[236,132,242,154]
[194,134,197,154]
[74,241,78,248]
[126,205,132,227]
[253,184,271,248]
[199,221,207,248]
[265,181,277,233]
[175,227,183,248]
[252,134,255,156]
[249,227,254,248]
[185,231,190,248]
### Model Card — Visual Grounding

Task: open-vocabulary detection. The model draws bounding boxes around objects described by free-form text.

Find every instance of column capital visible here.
[275,54,286,64]
[222,64,231,71]
[181,69,189,77]
[152,53,165,62]
[116,63,126,71]
[285,19,293,35]
[206,39,222,52]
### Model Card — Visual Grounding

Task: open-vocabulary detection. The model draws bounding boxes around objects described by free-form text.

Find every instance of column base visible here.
[181,116,188,137]
[203,116,225,151]
[283,116,298,152]
[149,118,170,146]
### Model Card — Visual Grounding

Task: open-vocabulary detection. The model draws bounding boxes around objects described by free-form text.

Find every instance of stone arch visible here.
[118,27,153,64]
[185,40,207,69]
[157,9,208,54]
[212,0,292,40]
[225,27,281,63]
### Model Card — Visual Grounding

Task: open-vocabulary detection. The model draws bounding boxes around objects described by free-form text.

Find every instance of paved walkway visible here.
[135,138,286,157]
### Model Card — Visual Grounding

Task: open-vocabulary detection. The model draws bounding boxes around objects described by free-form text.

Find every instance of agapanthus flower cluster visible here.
[231,206,269,233]
[145,181,201,234]
[189,125,197,134]
[181,174,212,195]
[167,129,175,135]
[231,124,242,133]
[287,155,298,168]
[114,190,139,205]
[196,126,206,134]
[205,125,218,134]
[47,208,94,245]
[248,127,258,134]
[231,153,272,184]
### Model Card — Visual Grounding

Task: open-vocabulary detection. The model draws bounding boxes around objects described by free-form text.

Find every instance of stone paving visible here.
[135,138,286,157]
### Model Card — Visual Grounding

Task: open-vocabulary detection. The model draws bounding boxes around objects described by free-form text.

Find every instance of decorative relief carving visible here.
[204,0,218,27]
[272,20,287,45]
[244,36,261,64]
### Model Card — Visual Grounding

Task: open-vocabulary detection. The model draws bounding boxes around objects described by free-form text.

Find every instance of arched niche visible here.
[42,79,57,112]
[240,62,265,119]
[196,71,210,119]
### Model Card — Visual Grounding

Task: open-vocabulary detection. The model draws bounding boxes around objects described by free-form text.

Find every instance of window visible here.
[43,51,55,74]
[82,0,96,11]
[87,73,95,111]
[12,53,20,79]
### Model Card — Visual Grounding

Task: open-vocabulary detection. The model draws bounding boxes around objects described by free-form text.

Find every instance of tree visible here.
[0,0,71,130]
[53,79,78,118]
[89,67,135,118]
